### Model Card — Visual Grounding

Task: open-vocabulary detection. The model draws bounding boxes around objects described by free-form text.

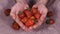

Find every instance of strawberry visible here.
[24,9,32,18]
[30,16,35,20]
[21,17,28,23]
[12,21,20,30]
[25,19,35,27]
[47,11,53,17]
[18,12,25,19]
[46,19,55,24]
[31,7,38,14]
[34,12,41,19]
[4,9,11,16]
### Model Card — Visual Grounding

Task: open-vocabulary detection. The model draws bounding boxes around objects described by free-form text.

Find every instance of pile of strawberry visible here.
[4,8,55,30]
[18,8,41,27]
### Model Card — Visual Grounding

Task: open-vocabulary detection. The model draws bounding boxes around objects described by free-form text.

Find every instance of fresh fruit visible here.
[17,8,42,27]
[12,21,20,30]
[30,16,35,20]
[47,11,53,17]
[25,19,35,27]
[49,19,55,24]
[34,12,41,19]
[46,19,55,24]
[31,7,38,14]
[18,12,25,19]
[4,9,11,16]
[24,9,32,18]
[21,17,28,23]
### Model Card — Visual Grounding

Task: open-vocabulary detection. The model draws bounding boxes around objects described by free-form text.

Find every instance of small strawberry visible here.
[24,9,32,18]
[21,17,28,24]
[4,9,11,16]
[30,16,35,20]
[47,11,53,17]
[25,19,35,27]
[46,19,55,24]
[18,11,25,19]
[12,21,20,30]
[31,7,38,14]
[34,12,41,19]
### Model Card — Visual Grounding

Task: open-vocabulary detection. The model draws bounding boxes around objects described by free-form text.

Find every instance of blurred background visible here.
[0,0,60,34]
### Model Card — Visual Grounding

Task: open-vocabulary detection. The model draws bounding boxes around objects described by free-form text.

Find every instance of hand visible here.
[29,4,48,29]
[10,2,29,31]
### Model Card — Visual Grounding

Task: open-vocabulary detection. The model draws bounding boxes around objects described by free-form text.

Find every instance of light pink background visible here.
[0,0,60,34]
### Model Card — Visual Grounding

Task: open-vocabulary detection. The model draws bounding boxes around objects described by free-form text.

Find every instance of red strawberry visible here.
[12,21,20,30]
[21,17,28,23]
[47,11,53,17]
[4,9,11,16]
[34,12,41,19]
[24,9,32,18]
[18,12,25,19]
[49,19,55,24]
[46,19,55,24]
[31,7,38,14]
[25,19,34,27]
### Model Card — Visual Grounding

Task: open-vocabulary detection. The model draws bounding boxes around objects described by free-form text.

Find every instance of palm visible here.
[10,3,29,31]
[30,4,48,29]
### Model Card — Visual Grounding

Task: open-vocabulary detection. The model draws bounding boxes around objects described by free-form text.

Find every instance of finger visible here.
[10,7,28,31]
[38,6,48,24]
[32,6,48,29]
[28,27,33,31]
[15,16,28,31]
[32,4,38,8]
[38,4,45,13]
[15,4,29,15]
[32,23,39,29]
[32,15,45,29]
[10,7,16,20]
[38,6,48,25]
[24,4,29,9]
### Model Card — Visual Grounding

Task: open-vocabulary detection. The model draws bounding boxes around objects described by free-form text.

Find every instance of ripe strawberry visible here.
[18,12,25,19]
[24,9,32,18]
[12,21,20,30]
[25,19,34,27]
[47,11,53,17]
[4,9,11,16]
[34,12,41,19]
[46,19,55,24]
[31,7,38,14]
[30,16,35,20]
[21,17,28,23]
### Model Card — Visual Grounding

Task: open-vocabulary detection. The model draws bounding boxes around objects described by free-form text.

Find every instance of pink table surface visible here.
[0,0,60,34]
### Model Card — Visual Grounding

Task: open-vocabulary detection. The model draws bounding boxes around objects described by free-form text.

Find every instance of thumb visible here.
[32,4,38,8]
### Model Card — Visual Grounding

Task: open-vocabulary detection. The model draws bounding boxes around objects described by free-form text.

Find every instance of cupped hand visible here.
[29,4,48,30]
[10,2,29,31]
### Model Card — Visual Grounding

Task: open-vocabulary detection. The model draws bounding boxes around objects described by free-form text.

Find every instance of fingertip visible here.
[32,5,37,8]
[29,27,33,30]
[24,4,29,10]
[33,25,37,29]
[21,26,28,31]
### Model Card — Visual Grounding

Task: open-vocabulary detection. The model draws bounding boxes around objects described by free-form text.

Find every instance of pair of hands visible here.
[10,2,48,31]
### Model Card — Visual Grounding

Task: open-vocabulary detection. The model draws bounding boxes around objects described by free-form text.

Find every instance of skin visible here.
[10,3,29,31]
[30,4,48,29]
[10,0,48,31]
